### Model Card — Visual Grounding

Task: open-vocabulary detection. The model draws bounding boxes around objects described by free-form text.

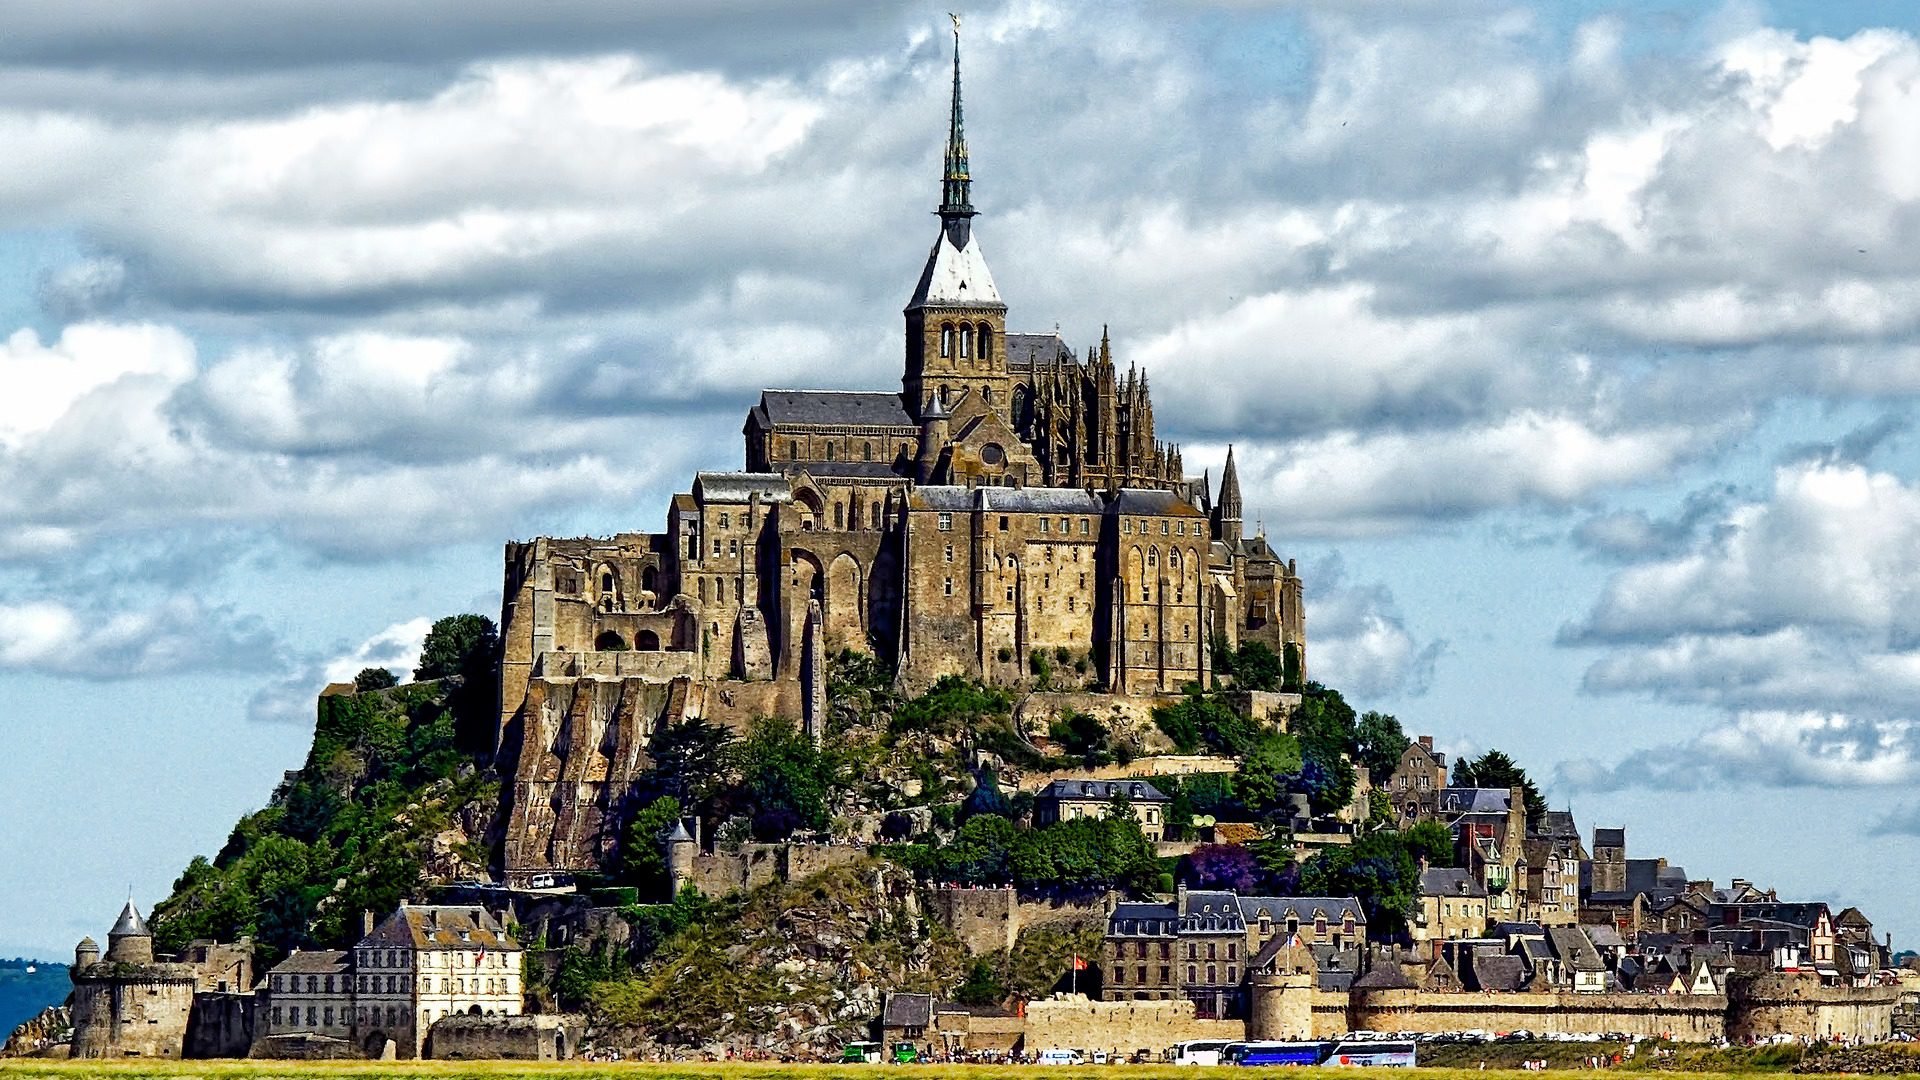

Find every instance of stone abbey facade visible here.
[496,30,1305,882]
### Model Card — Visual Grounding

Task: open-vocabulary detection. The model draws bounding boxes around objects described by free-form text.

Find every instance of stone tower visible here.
[665,817,697,899]
[916,390,951,482]
[1247,941,1319,1041]
[903,17,1010,418]
[105,899,154,964]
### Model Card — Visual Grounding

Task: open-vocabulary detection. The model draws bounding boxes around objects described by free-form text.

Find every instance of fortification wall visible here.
[68,968,197,1059]
[929,887,1110,957]
[1727,975,1899,1043]
[1023,994,1243,1055]
[1008,753,1240,793]
[686,842,867,897]
[1396,991,1725,1040]
[427,1014,580,1060]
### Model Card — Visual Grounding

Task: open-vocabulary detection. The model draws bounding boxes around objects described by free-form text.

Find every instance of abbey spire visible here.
[1215,444,1244,541]
[939,14,975,241]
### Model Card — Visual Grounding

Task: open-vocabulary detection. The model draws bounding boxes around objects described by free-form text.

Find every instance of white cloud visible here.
[0,323,194,448]
[1292,554,1443,700]
[246,616,431,724]
[1559,709,1920,792]
[0,593,279,678]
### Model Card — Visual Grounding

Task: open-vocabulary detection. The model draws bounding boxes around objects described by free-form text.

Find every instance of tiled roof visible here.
[1469,950,1530,992]
[1004,333,1075,368]
[1109,901,1179,937]
[356,905,521,952]
[1438,788,1513,815]
[693,472,792,505]
[908,486,1105,514]
[270,950,350,975]
[1419,868,1485,898]
[1238,896,1367,926]
[883,992,935,1028]
[1112,489,1207,518]
[1180,891,1245,933]
[110,901,150,939]
[752,390,916,429]
[909,228,1003,309]
[1352,961,1417,990]
[1593,828,1626,848]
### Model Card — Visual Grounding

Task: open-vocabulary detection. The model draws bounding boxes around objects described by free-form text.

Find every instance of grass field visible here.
[0,1063,1896,1080]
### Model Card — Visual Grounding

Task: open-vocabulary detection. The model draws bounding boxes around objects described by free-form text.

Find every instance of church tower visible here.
[904,17,1011,421]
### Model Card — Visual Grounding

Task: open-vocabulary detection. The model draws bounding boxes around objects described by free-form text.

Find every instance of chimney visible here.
[1419,735,1434,750]
[1176,880,1189,913]
[362,910,375,937]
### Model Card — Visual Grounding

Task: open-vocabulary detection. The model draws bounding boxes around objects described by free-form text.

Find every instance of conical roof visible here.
[1352,960,1416,990]
[110,900,150,939]
[665,819,694,843]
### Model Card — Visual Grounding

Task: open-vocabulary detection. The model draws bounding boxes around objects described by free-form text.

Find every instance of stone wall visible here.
[1006,752,1239,793]
[68,966,198,1059]
[686,842,868,897]
[1393,990,1726,1040]
[1022,994,1242,1055]
[184,992,256,1059]
[928,887,1110,957]
[1727,975,1900,1043]
[426,1014,581,1060]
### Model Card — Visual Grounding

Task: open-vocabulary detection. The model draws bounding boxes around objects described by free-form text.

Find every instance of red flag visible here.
[1072,955,1088,971]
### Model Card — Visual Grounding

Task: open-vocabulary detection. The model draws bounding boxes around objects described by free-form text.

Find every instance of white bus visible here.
[1169,1039,1233,1065]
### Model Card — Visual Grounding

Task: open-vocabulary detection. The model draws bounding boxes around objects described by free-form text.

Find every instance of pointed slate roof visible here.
[110,900,150,939]
[908,229,1002,309]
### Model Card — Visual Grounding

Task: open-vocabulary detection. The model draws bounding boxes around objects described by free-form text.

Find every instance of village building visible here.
[1032,779,1173,840]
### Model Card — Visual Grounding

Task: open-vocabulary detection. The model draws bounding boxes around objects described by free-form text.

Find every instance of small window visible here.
[937,512,953,531]
[944,577,954,596]
[999,515,1009,530]
[719,512,730,528]
[960,326,972,357]
[944,544,954,563]
[789,440,798,458]
[941,324,954,357]
[1039,517,1050,533]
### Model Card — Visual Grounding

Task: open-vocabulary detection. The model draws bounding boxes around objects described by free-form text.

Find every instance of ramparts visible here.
[1023,994,1242,1055]
[1727,974,1900,1043]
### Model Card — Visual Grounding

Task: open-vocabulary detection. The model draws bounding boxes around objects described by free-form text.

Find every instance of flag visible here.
[1072,955,1088,971]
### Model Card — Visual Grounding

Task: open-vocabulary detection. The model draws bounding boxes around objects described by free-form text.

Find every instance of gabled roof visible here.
[269,950,350,975]
[1468,950,1531,992]
[693,472,792,505]
[750,390,916,429]
[1352,961,1417,990]
[1004,333,1075,368]
[1109,900,1179,937]
[1548,927,1607,972]
[908,228,1003,309]
[1438,788,1513,815]
[1181,891,1246,933]
[907,486,1105,514]
[1419,868,1485,899]
[1036,778,1170,803]
[1112,489,1207,518]
[1532,810,1581,842]
[883,992,935,1028]
[1238,896,1367,926]
[356,905,521,952]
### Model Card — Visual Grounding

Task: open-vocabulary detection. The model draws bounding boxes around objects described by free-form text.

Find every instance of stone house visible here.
[353,904,524,1059]
[1386,737,1447,824]
[1415,868,1488,945]
[1033,778,1172,841]
[1238,896,1366,952]
[263,951,354,1044]
[1104,890,1365,1020]
[1588,827,1627,896]
[1104,900,1180,1002]
[67,902,200,1060]
[1523,810,1584,928]
[1439,787,1527,920]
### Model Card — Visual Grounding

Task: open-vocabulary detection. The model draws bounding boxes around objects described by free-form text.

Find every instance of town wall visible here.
[1726,975,1899,1043]
[1007,753,1239,793]
[1395,991,1725,1040]
[685,842,867,897]
[426,1014,581,1060]
[928,887,1110,957]
[1022,994,1242,1055]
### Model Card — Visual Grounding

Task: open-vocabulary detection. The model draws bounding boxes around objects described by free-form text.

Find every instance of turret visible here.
[917,390,951,483]
[74,936,99,973]
[105,899,153,964]
[665,817,697,899]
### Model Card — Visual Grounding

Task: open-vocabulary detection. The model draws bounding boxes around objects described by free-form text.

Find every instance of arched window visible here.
[595,631,627,651]
[978,323,992,360]
[642,566,657,593]
[825,442,835,461]
[834,503,844,529]
[940,323,954,357]
[863,441,873,461]
[960,326,972,358]
[637,630,659,651]
[601,572,614,592]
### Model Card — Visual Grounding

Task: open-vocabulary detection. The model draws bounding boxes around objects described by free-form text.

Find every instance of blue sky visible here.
[6,0,1920,959]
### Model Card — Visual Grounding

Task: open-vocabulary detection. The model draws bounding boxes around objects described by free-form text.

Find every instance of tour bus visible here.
[839,1042,882,1063]
[1224,1040,1329,1066]
[1323,1039,1418,1067]
[1169,1039,1233,1066]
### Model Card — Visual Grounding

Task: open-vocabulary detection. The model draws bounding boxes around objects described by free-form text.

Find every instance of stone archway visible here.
[825,552,865,652]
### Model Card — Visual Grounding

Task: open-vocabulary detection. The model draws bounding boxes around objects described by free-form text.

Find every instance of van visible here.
[1037,1049,1082,1065]
[530,873,557,889]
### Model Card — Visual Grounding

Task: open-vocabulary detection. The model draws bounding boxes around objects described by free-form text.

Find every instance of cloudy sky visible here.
[5,0,1920,958]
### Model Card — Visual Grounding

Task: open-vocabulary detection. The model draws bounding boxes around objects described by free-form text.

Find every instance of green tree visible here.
[938,814,1018,885]
[1048,710,1110,766]
[1354,711,1410,780]
[352,666,398,692]
[1405,820,1456,868]
[642,717,736,811]
[1298,830,1421,938]
[954,957,1007,1006]
[734,716,836,840]
[1451,748,1547,824]
[620,795,684,897]
[1232,641,1284,691]
[1232,733,1305,817]
[413,614,497,682]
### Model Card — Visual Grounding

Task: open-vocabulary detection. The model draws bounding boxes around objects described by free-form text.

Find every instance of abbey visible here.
[496,31,1305,880]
